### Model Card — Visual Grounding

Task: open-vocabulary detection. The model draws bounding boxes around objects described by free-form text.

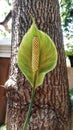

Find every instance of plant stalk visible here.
[23,87,35,130]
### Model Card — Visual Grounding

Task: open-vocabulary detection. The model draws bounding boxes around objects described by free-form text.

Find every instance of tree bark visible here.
[5,0,71,130]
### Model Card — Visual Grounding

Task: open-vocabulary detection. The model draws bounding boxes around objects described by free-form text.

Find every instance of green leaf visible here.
[0,125,6,130]
[17,20,57,88]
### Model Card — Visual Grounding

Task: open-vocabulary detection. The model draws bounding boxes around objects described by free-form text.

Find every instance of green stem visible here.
[23,87,35,130]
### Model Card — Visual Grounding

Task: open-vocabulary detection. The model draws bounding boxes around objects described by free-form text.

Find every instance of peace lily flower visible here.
[17,17,58,130]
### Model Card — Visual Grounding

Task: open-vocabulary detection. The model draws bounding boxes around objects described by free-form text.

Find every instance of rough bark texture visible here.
[6,0,71,130]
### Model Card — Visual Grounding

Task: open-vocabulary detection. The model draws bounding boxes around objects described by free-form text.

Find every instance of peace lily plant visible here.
[17,17,58,130]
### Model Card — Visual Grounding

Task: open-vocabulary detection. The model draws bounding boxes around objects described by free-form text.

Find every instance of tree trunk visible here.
[5,0,71,130]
